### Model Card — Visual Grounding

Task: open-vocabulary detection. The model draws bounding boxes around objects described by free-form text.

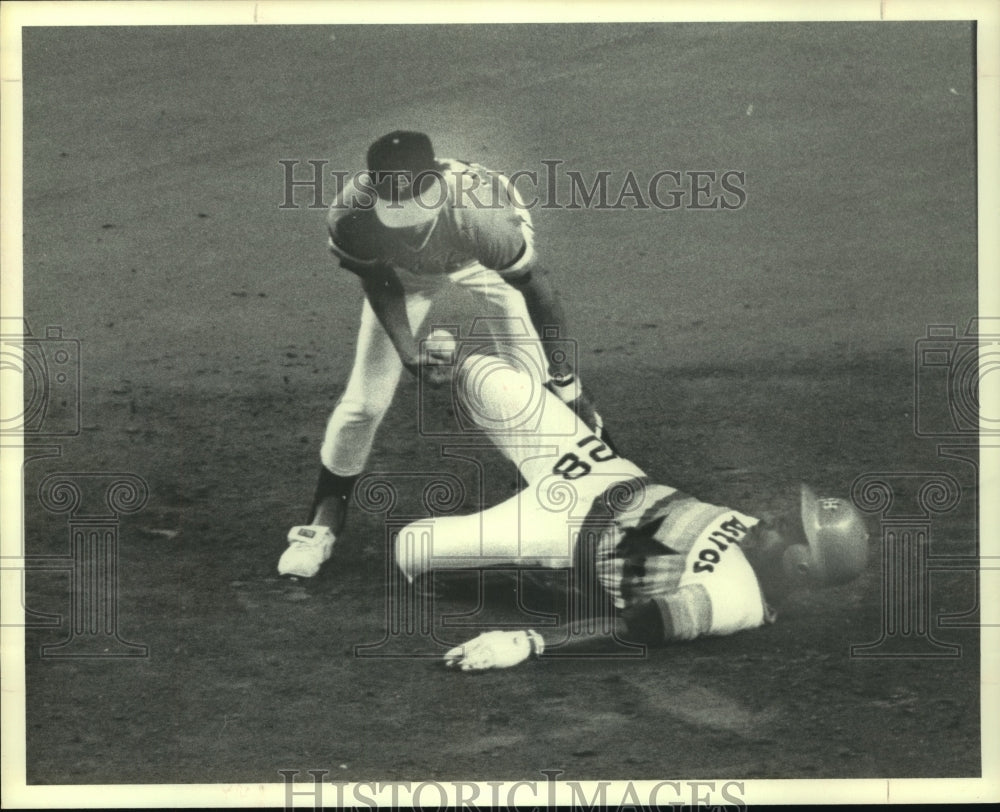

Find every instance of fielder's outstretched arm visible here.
[506,265,573,379]
[358,265,422,376]
[508,266,615,448]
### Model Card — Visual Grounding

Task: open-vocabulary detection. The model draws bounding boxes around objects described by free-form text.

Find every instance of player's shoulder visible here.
[439,158,518,201]
[327,175,378,226]
[438,157,499,182]
[440,158,527,233]
[326,177,384,264]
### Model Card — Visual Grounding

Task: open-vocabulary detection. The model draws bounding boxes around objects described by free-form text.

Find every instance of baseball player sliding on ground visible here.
[387,351,869,672]
[280,131,611,579]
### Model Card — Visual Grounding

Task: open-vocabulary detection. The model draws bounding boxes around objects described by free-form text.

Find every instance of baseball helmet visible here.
[782,484,869,586]
[366,131,442,227]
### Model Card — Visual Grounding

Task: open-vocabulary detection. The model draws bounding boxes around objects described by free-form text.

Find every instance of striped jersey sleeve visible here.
[590,484,775,640]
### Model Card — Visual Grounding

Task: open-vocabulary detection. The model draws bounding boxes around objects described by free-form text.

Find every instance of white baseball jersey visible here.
[327,159,534,290]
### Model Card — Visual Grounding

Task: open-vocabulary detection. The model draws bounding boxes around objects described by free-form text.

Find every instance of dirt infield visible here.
[14,19,982,792]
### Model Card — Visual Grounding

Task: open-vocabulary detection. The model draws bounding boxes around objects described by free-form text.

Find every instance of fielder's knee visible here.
[319,396,391,471]
[332,392,394,425]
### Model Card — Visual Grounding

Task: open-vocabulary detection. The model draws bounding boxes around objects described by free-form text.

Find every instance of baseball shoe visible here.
[277,525,336,579]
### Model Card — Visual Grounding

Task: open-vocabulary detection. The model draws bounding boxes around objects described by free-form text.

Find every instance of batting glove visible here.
[443,630,545,672]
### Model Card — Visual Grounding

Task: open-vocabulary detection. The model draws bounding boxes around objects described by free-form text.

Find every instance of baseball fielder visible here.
[386,352,869,672]
[279,131,611,579]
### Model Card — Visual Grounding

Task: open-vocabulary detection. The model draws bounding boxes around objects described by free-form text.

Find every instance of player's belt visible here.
[573,476,650,569]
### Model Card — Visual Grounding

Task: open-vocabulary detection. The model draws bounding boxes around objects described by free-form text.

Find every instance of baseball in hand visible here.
[423,328,457,363]
[421,328,457,386]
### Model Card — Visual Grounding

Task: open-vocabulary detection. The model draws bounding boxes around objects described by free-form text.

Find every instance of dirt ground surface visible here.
[12,19,984,795]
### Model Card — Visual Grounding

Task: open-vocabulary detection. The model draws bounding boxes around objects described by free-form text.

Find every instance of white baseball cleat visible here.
[277,525,336,578]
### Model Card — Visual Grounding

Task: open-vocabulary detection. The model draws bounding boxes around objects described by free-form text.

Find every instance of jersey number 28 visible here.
[552,435,618,480]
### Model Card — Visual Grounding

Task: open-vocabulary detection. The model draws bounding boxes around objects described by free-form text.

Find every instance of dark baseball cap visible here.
[366,131,444,227]
[367,131,437,176]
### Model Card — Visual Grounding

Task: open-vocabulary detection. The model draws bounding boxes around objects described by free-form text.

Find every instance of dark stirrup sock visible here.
[308,467,358,524]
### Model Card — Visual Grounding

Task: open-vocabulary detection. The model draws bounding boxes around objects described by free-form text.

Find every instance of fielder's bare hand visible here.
[413,328,456,388]
[400,350,452,388]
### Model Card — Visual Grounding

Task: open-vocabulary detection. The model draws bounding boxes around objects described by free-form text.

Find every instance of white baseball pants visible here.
[320,264,547,476]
